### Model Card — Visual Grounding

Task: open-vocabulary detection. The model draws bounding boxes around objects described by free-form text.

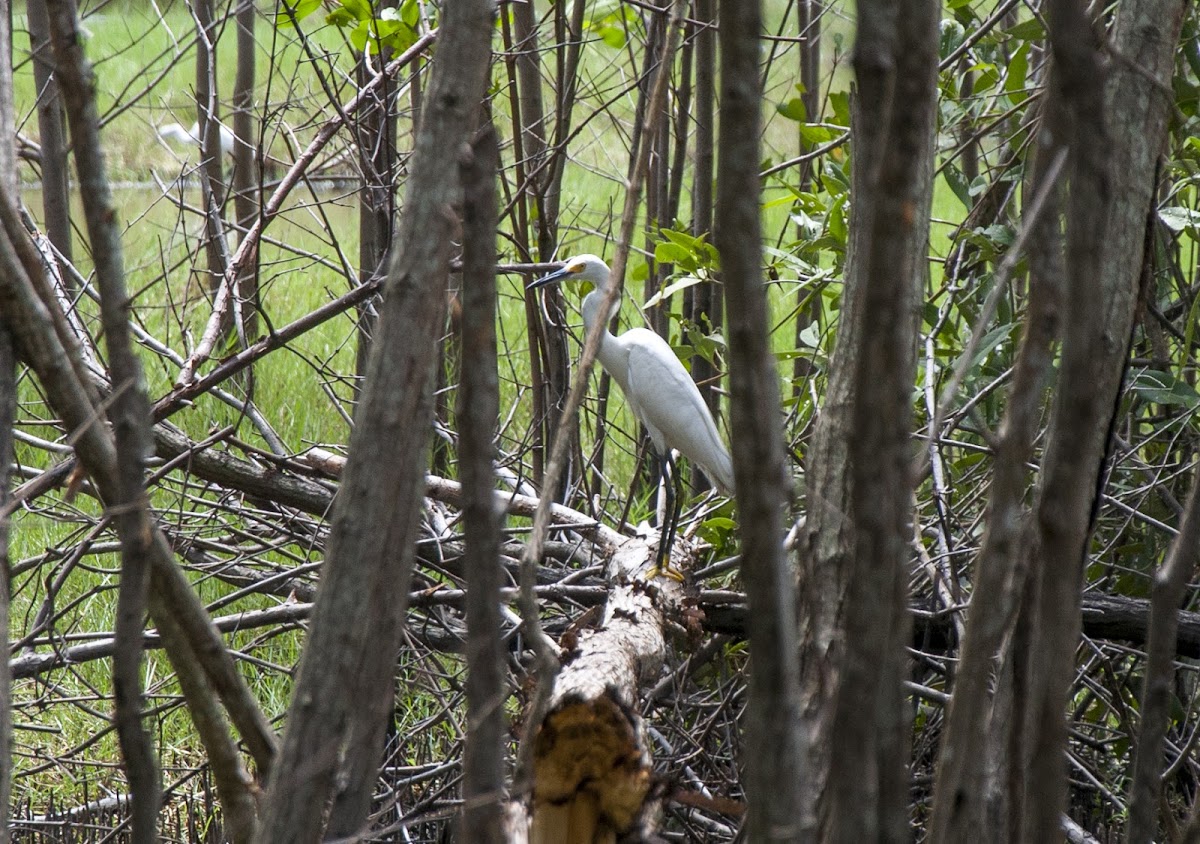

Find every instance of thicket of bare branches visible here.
[3,0,1200,841]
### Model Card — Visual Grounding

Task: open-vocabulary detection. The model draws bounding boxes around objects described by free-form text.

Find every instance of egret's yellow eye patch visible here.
[569,263,585,274]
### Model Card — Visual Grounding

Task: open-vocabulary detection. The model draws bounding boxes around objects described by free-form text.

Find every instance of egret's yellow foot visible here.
[647,555,686,582]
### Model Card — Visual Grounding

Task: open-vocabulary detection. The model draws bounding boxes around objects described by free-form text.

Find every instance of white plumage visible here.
[157,120,235,157]
[531,253,734,494]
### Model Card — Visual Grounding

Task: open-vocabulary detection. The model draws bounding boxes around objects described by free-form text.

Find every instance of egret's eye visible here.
[569,263,585,274]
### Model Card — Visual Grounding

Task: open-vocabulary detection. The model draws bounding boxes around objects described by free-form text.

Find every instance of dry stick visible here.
[15,581,1200,681]
[0,278,13,844]
[42,0,162,834]
[0,211,276,809]
[0,183,278,779]
[457,124,507,843]
[513,0,686,794]
[1127,471,1200,838]
[175,29,439,387]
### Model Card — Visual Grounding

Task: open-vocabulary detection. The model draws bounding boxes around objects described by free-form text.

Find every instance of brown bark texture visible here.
[252,1,496,840]
[715,0,803,840]
[458,123,507,843]
[797,0,938,837]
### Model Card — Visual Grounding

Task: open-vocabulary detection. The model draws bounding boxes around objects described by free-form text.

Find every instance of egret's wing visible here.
[623,329,735,492]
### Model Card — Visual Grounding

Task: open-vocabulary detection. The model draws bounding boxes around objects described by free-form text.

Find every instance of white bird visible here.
[157,120,235,157]
[531,254,734,571]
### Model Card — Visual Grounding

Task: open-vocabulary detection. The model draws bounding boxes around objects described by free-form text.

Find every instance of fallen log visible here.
[525,536,687,844]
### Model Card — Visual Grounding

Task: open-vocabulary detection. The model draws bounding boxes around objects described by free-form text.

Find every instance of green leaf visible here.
[828,91,850,127]
[776,98,807,122]
[1005,17,1045,41]
[349,19,370,51]
[276,0,322,26]
[342,0,373,22]
[799,124,834,145]
[325,7,355,26]
[1132,371,1200,408]
[939,19,965,60]
[401,0,419,27]
[944,166,972,211]
[661,228,699,250]
[1160,206,1200,235]
[1004,41,1030,104]
[653,242,692,266]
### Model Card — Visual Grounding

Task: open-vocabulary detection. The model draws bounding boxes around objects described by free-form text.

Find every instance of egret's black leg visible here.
[652,452,685,581]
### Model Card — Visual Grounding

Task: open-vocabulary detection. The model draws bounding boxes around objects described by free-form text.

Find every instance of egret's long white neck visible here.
[581,286,620,337]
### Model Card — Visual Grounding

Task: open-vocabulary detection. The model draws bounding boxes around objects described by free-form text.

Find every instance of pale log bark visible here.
[527,540,682,843]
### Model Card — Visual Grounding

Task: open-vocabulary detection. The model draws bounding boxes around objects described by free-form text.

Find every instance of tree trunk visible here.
[715,1,803,839]
[458,123,506,843]
[252,1,496,839]
[687,0,721,431]
[354,3,398,394]
[25,0,72,269]
[796,0,938,836]
[194,0,228,300]
[232,0,258,340]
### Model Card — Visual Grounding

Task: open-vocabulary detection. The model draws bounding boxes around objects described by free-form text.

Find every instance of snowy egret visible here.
[531,254,733,573]
[157,121,235,158]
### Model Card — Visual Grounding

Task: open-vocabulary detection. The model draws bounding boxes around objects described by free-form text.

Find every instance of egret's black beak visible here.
[529,266,573,290]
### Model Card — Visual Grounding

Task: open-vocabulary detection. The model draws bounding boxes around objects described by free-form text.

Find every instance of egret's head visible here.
[529,254,610,291]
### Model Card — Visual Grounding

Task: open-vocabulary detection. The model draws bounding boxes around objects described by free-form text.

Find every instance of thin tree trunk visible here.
[354,5,398,393]
[716,1,802,839]
[194,0,227,298]
[1127,462,1200,843]
[1019,1,1110,838]
[826,2,937,839]
[790,0,820,394]
[688,0,720,425]
[253,1,496,839]
[26,0,72,268]
[797,0,938,836]
[232,0,258,340]
[458,122,505,844]
[1119,5,1190,842]
[927,141,1067,843]
[43,0,162,835]
[1018,0,1181,837]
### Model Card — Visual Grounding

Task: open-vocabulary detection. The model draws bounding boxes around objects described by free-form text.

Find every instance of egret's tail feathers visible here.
[705,447,735,497]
